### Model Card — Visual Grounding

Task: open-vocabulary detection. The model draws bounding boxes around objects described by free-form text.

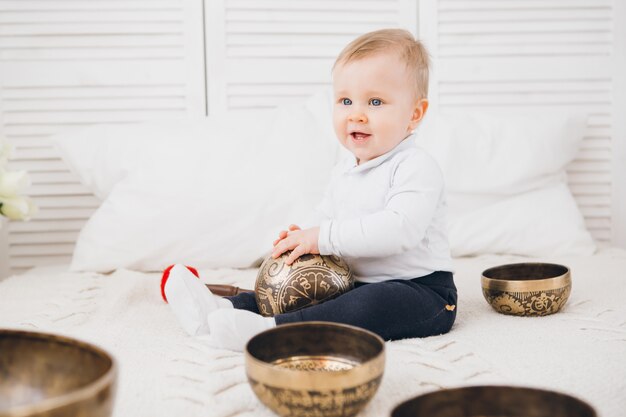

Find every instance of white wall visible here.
[1,0,624,277]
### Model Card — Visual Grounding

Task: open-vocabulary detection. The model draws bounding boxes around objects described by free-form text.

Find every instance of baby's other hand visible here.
[271,227,320,265]
[272,224,300,246]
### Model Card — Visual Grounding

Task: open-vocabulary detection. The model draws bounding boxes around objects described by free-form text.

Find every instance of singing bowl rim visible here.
[0,329,117,417]
[245,321,385,390]
[481,262,571,292]
[391,385,597,417]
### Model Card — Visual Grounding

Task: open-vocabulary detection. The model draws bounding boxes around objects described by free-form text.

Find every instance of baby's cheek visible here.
[332,119,346,139]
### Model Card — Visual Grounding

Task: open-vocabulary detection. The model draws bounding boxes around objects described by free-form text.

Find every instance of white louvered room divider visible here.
[205,0,418,112]
[0,0,206,277]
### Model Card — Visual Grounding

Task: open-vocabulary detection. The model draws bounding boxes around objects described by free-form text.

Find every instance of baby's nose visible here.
[348,112,368,123]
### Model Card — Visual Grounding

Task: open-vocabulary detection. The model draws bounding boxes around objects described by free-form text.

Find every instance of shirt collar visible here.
[345,134,416,173]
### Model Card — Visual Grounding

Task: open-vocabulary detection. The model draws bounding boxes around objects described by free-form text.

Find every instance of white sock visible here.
[204,308,276,352]
[216,297,234,309]
[164,264,231,336]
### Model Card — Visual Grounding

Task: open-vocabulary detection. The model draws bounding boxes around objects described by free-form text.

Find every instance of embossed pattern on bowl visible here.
[245,322,385,417]
[481,262,571,316]
[255,253,353,317]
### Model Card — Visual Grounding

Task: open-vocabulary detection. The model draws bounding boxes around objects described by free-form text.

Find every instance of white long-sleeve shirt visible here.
[316,137,453,283]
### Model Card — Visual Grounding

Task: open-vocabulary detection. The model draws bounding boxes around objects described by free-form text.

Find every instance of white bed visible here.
[1,247,625,417]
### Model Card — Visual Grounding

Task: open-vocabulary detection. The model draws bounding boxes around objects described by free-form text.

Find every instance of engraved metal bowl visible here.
[0,330,116,417]
[245,322,385,417]
[255,252,354,317]
[481,262,571,316]
[391,385,596,417]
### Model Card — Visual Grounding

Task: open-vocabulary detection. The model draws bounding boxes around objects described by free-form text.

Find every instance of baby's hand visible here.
[271,226,320,265]
[272,224,300,247]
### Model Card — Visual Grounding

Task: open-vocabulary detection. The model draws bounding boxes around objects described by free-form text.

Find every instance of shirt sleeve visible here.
[318,154,443,258]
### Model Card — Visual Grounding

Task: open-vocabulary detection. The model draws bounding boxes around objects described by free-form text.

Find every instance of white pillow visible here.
[69,101,339,272]
[416,110,596,257]
[52,112,274,200]
[416,110,586,194]
[447,182,595,257]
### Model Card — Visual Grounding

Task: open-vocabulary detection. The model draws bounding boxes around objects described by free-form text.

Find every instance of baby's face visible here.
[332,51,425,164]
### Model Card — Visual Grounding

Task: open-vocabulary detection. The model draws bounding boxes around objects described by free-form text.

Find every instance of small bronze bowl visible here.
[245,322,385,417]
[481,262,571,316]
[0,330,116,417]
[255,252,354,317]
[391,385,596,417]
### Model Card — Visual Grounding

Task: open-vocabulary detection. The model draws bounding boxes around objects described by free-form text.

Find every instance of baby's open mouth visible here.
[350,132,371,141]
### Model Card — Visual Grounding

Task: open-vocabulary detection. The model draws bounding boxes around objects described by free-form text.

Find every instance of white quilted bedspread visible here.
[1,248,625,417]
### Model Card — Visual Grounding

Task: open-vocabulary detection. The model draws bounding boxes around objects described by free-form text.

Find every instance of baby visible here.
[164,29,457,351]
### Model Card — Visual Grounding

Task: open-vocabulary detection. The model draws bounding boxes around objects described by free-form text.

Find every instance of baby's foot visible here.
[164,264,231,336]
[203,308,275,352]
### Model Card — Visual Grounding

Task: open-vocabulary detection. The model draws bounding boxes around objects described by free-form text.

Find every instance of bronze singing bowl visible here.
[391,385,596,417]
[481,262,571,316]
[0,330,116,417]
[255,252,354,317]
[245,322,385,417]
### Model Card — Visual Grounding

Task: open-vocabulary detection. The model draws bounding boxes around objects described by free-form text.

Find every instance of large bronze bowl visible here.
[391,385,596,417]
[245,322,385,417]
[255,252,353,317]
[481,262,571,316]
[0,330,116,417]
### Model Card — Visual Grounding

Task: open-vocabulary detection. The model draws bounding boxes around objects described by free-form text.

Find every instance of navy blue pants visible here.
[227,271,457,341]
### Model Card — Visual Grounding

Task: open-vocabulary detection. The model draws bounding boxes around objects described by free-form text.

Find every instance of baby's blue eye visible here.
[370,98,382,106]
[341,98,352,105]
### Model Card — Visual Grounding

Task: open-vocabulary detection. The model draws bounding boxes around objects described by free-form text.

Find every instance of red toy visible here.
[160,264,199,303]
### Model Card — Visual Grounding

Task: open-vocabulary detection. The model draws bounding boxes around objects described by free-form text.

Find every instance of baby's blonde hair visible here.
[333,29,430,99]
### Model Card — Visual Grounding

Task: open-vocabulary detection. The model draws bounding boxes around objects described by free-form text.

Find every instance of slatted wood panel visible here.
[438,0,613,58]
[0,0,205,277]
[225,1,400,59]
[429,0,618,242]
[227,81,328,109]
[0,3,187,61]
[206,0,418,112]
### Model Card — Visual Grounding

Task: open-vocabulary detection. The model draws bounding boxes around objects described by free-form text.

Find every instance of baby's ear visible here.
[409,98,429,131]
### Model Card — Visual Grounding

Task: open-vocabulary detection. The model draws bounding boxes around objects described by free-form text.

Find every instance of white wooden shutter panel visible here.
[0,0,205,276]
[423,0,617,243]
[205,0,418,113]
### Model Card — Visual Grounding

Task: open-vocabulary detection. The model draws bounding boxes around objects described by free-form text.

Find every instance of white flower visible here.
[0,195,37,220]
[0,170,30,197]
[0,141,12,166]
[0,139,37,222]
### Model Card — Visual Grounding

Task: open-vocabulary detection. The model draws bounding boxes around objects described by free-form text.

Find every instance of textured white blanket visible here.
[1,248,625,417]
